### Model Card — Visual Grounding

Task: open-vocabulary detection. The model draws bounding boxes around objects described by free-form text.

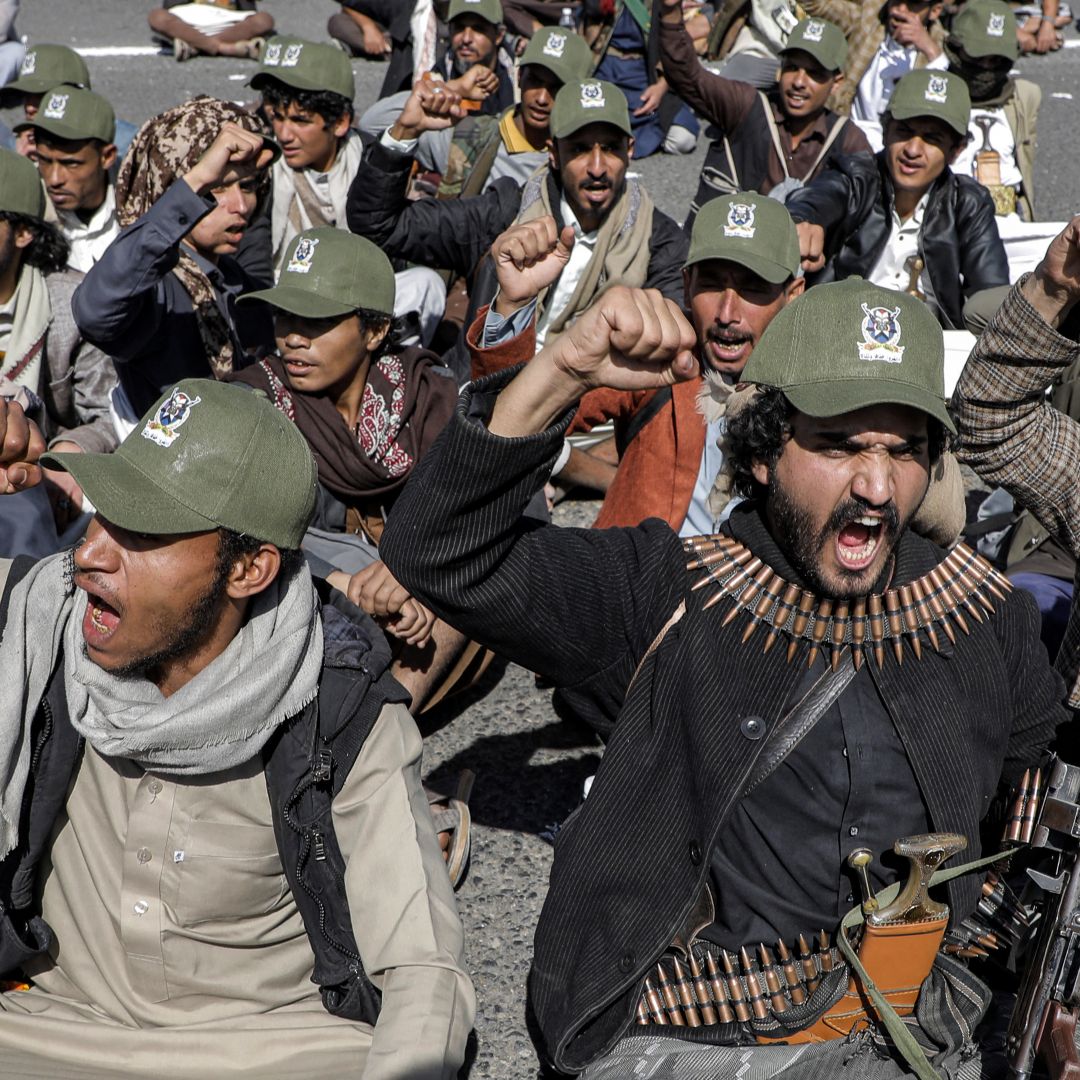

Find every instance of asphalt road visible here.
[4,4,1080,1077]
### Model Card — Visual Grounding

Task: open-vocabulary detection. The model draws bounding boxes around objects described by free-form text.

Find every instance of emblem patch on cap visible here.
[20,51,36,75]
[287,236,320,274]
[282,43,303,67]
[857,303,905,364]
[544,31,568,57]
[987,12,1006,34]
[723,202,756,239]
[581,82,605,108]
[264,42,282,65]
[43,92,69,120]
[142,388,202,448]
[803,19,825,41]
[924,75,948,103]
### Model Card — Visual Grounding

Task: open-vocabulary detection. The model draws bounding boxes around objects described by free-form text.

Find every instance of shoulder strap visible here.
[805,115,850,178]
[615,385,673,457]
[762,92,791,182]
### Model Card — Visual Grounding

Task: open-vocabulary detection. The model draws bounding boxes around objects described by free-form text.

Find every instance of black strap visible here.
[616,385,673,458]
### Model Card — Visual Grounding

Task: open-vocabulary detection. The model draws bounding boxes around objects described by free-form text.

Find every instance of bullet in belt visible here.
[655,962,685,1025]
[722,950,752,1023]
[643,976,669,1024]
[1022,768,1042,845]
[739,953,770,1021]
[671,956,703,1027]
[776,939,807,1005]
[1005,768,1030,844]
[758,946,789,1013]
[688,953,719,1025]
[797,933,818,991]
[636,998,651,1025]
[705,952,736,1024]
[817,930,834,973]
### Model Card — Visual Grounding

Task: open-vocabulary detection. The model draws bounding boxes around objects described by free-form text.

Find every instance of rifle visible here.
[1008,755,1080,1079]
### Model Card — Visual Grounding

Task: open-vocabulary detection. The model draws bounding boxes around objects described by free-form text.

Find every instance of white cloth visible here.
[951,107,1022,189]
[393,266,447,348]
[851,38,949,152]
[163,2,251,34]
[535,196,599,349]
[57,185,119,274]
[996,215,1069,281]
[866,191,937,305]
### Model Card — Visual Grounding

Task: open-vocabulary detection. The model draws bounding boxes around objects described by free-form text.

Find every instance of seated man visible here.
[0,149,116,558]
[0,43,90,161]
[249,36,446,347]
[946,0,1040,222]
[661,6,872,228]
[378,277,1067,1079]
[347,77,688,381]
[15,87,118,273]
[327,0,397,60]
[72,98,277,420]
[787,70,1008,331]
[147,0,273,62]
[437,25,593,198]
[0,382,474,1079]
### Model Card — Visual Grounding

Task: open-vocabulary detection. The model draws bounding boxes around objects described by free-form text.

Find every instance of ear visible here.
[224,544,282,600]
[831,71,845,88]
[786,274,807,300]
[946,133,968,165]
[682,265,693,310]
[12,223,35,251]
[331,112,351,140]
[100,142,118,172]
[547,137,559,172]
[625,134,635,159]
[751,459,771,488]
[364,318,392,355]
[929,1,943,19]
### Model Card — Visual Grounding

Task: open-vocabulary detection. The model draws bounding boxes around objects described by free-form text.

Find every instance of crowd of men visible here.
[1,0,1079,1076]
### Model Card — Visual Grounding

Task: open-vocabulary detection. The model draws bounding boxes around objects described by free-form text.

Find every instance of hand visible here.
[345,560,436,647]
[1035,17,1061,51]
[491,216,576,315]
[634,78,668,117]
[14,127,35,160]
[183,121,274,196]
[889,9,940,58]
[658,0,684,24]
[1022,216,1080,329]
[41,440,85,532]
[391,79,466,141]
[796,221,826,272]
[0,398,45,494]
[355,12,392,55]
[446,63,499,103]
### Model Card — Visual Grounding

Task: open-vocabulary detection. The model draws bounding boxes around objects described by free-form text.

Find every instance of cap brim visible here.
[14,118,111,143]
[957,39,1018,59]
[40,451,220,535]
[888,102,968,137]
[240,285,357,318]
[782,377,956,433]
[684,249,795,285]
[551,115,633,140]
[778,43,840,71]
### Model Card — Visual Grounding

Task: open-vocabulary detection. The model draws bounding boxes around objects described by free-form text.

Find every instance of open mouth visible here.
[707,334,751,365]
[83,589,122,642]
[836,516,884,570]
[284,357,315,375]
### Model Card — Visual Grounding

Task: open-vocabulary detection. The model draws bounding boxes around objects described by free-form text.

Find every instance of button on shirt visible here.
[535,197,599,349]
[867,192,936,305]
[57,184,120,274]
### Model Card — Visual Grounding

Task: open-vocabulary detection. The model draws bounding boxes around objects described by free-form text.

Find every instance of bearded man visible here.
[378,279,1068,1077]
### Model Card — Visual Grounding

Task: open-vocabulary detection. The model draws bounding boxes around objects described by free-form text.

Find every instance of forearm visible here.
[488,351,587,437]
[657,19,750,128]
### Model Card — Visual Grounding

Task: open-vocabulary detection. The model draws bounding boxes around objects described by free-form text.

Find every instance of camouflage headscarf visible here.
[116,96,273,378]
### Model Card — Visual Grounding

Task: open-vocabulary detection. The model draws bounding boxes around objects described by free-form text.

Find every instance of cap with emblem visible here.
[41,380,318,549]
[14,86,116,144]
[241,228,396,319]
[685,192,800,284]
[519,26,593,86]
[780,18,848,73]
[550,79,632,140]
[887,69,970,137]
[0,148,46,218]
[741,277,955,432]
[249,36,355,101]
[951,0,1018,59]
[4,44,90,96]
[447,0,503,25]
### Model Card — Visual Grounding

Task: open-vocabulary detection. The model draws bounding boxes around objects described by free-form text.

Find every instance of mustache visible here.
[825,497,901,538]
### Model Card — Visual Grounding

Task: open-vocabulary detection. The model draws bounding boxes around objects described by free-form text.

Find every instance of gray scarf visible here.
[0,552,322,860]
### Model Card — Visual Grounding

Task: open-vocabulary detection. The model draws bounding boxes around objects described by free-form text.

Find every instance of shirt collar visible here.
[558,195,599,244]
[57,183,116,235]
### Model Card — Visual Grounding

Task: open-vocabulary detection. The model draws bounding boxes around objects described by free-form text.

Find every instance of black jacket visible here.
[380,371,1068,1074]
[346,141,689,380]
[785,152,1009,330]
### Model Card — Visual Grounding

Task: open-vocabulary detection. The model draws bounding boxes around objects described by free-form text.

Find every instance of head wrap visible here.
[116,96,272,378]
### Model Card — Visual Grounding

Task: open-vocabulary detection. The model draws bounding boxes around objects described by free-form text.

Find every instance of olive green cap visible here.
[550,79,632,140]
[241,228,396,319]
[741,277,955,432]
[14,86,116,144]
[780,17,848,73]
[0,148,45,218]
[519,27,593,86]
[41,380,318,549]
[951,0,1018,59]
[887,69,970,137]
[249,36,355,101]
[5,44,90,95]
[447,0,503,25]
[685,193,800,284]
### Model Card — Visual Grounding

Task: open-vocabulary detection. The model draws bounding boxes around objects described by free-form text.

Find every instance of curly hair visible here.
[218,528,303,582]
[259,80,354,126]
[726,386,950,500]
[0,211,70,274]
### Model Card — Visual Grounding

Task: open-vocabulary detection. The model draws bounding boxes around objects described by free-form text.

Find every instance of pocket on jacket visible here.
[169,821,289,927]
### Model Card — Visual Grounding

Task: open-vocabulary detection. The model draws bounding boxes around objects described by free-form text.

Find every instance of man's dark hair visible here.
[726,385,950,499]
[0,211,69,274]
[357,305,395,357]
[218,527,304,582]
[881,110,967,151]
[259,80,354,126]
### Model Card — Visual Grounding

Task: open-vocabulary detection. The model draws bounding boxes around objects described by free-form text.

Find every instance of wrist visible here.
[182,169,210,196]
[493,289,530,318]
[488,351,584,437]
[389,120,421,142]
[1023,268,1078,330]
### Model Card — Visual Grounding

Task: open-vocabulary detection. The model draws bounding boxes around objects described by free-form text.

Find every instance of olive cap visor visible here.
[241,284,357,319]
[684,248,795,285]
[782,377,956,433]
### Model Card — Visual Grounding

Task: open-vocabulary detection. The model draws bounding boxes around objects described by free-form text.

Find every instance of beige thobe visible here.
[0,702,475,1080]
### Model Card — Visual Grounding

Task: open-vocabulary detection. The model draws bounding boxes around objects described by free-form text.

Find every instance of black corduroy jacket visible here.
[380,371,1069,1074]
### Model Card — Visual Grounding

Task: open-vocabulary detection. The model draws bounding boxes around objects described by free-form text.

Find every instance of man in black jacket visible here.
[380,280,1067,1076]
[787,68,1008,330]
[347,76,689,380]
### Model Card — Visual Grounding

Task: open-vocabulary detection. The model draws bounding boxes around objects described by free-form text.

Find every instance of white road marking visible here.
[75,46,165,57]
[1052,91,1074,98]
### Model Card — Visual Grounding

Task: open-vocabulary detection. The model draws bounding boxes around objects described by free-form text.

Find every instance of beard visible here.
[767,475,908,598]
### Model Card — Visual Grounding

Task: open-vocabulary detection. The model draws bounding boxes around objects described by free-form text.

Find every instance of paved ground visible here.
[4,4,1079,1076]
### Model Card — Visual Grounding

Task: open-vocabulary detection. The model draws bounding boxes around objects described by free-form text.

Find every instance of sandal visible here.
[173,38,196,62]
[427,770,475,890]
